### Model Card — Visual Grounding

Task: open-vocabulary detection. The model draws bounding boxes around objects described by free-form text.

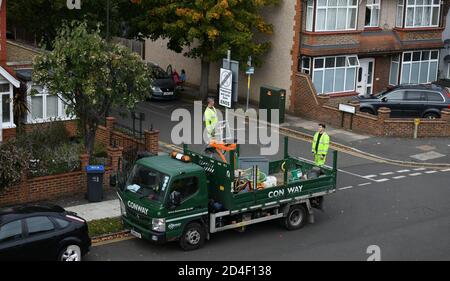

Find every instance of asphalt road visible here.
[85,99,450,261]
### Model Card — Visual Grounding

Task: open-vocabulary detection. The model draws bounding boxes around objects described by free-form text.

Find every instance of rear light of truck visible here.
[170,151,191,162]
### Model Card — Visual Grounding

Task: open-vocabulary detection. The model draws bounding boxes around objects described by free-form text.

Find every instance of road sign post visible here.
[245,56,254,112]
[219,68,233,108]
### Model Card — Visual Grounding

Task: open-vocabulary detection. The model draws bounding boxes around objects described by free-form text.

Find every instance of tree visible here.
[7,0,144,46]
[32,21,152,160]
[135,0,280,99]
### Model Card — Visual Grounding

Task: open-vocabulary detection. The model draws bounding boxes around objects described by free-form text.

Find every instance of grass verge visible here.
[88,217,125,238]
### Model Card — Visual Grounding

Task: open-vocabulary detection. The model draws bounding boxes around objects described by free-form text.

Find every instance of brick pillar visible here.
[107,146,123,172]
[145,130,160,155]
[79,153,89,192]
[441,109,450,123]
[105,117,115,145]
[377,107,391,136]
[348,100,360,112]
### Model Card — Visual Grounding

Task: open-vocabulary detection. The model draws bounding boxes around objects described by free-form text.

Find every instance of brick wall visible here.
[2,127,16,142]
[291,73,450,137]
[373,55,392,95]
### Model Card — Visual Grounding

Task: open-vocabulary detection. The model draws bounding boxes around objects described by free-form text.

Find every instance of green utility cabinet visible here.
[259,86,286,124]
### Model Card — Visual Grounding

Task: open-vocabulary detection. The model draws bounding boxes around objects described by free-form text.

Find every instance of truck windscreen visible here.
[126,164,170,203]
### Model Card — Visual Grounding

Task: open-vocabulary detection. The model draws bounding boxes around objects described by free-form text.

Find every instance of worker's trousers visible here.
[314,153,327,167]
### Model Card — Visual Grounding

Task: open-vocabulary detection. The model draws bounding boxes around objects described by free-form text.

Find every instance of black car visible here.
[148,63,178,100]
[358,83,450,119]
[0,204,91,261]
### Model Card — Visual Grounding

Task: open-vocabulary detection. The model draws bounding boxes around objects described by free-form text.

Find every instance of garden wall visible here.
[291,73,450,138]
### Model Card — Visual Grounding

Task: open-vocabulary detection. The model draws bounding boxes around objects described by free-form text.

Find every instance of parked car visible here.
[148,62,178,100]
[0,204,91,261]
[358,84,450,119]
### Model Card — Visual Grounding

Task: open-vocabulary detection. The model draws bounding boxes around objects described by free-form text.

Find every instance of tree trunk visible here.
[200,58,210,100]
[83,123,98,164]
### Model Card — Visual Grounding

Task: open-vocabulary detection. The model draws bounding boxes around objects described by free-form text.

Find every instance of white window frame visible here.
[396,0,405,27]
[365,0,381,27]
[306,0,315,31]
[399,50,439,84]
[315,0,359,32]
[301,56,312,74]
[404,0,441,28]
[447,63,450,79]
[312,55,360,94]
[27,82,74,124]
[389,54,401,85]
[0,82,15,129]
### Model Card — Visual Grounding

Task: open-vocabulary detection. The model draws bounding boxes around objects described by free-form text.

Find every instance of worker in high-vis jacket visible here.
[312,124,330,167]
[204,97,218,140]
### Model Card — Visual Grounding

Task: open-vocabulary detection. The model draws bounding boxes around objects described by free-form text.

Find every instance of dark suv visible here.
[0,204,91,261]
[358,84,450,119]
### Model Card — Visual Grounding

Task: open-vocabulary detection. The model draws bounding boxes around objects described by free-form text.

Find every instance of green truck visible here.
[112,137,338,251]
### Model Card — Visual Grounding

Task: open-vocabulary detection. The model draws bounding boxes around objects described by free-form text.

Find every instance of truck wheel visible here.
[179,222,206,251]
[284,205,307,230]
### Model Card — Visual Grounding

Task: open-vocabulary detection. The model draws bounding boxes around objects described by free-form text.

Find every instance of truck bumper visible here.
[122,216,166,244]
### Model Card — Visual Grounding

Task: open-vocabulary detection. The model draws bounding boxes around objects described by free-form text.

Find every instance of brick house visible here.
[297,0,449,101]
[439,8,450,79]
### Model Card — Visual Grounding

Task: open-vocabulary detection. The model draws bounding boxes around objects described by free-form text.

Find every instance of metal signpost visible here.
[246,56,254,112]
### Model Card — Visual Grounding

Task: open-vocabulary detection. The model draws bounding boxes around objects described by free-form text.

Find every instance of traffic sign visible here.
[219,68,233,108]
[246,67,255,75]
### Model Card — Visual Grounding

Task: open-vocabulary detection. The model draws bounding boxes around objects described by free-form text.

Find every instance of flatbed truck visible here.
[112,137,338,250]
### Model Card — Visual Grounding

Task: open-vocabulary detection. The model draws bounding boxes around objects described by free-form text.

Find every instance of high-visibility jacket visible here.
[312,132,330,156]
[204,106,218,137]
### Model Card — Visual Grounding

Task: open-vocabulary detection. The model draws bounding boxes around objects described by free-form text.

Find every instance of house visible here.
[439,8,450,80]
[144,0,449,114]
[0,0,20,142]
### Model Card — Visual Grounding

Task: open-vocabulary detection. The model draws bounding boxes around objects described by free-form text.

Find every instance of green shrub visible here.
[19,121,70,151]
[0,140,31,190]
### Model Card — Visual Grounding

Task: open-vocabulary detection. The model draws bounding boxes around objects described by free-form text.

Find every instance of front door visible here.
[356,58,375,96]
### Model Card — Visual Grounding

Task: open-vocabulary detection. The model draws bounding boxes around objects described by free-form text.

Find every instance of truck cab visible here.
[116,155,209,249]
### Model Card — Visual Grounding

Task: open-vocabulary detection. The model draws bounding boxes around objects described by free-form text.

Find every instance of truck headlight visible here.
[119,199,126,217]
[152,218,166,232]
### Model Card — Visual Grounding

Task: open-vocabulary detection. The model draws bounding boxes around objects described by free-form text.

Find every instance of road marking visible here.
[339,186,354,191]
[380,172,394,176]
[413,168,426,171]
[393,175,406,179]
[425,170,437,174]
[441,168,450,172]
[375,178,389,182]
[397,169,410,173]
[409,173,422,176]
[338,169,379,182]
[364,175,377,178]
[358,182,372,187]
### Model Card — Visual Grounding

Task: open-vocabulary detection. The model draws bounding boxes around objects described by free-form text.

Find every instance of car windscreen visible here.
[126,164,170,203]
[150,65,170,79]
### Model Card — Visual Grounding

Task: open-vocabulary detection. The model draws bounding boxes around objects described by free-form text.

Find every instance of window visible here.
[447,63,450,79]
[171,177,199,203]
[405,91,425,101]
[0,83,12,127]
[425,91,444,102]
[389,54,401,85]
[315,0,358,31]
[312,55,359,94]
[384,90,405,100]
[25,216,55,236]
[301,57,311,74]
[306,0,314,31]
[0,221,23,243]
[365,0,381,27]
[401,0,441,28]
[54,218,70,228]
[400,50,439,84]
[28,85,73,123]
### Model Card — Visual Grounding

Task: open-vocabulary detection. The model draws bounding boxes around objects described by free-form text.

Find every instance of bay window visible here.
[397,0,441,28]
[365,0,381,27]
[306,0,358,32]
[28,84,72,123]
[0,83,13,128]
[301,57,311,74]
[400,50,439,84]
[312,55,359,94]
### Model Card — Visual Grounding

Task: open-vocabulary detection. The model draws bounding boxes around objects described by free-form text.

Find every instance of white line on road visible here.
[364,175,377,178]
[339,186,354,191]
[338,169,379,182]
[397,169,410,173]
[358,182,372,186]
[380,172,394,176]
[441,168,450,172]
[409,173,422,176]
[375,178,390,182]
[425,170,437,174]
[413,168,426,171]
[393,176,406,179]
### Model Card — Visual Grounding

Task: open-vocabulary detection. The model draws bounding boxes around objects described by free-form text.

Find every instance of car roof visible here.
[389,83,447,93]
[0,204,65,224]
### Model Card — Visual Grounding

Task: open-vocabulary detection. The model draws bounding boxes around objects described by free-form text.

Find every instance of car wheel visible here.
[179,222,206,251]
[283,205,307,230]
[360,108,375,115]
[58,244,82,261]
[423,113,439,120]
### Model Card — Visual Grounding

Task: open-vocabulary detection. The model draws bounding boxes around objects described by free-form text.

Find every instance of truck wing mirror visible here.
[381,97,387,102]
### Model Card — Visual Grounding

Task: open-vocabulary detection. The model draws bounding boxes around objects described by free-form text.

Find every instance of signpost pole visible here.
[246,56,252,112]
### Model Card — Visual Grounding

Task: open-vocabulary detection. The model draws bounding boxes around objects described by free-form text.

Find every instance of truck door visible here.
[165,176,208,235]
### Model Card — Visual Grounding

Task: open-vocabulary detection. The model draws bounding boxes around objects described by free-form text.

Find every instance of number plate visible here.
[130,229,142,239]
[163,91,173,96]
